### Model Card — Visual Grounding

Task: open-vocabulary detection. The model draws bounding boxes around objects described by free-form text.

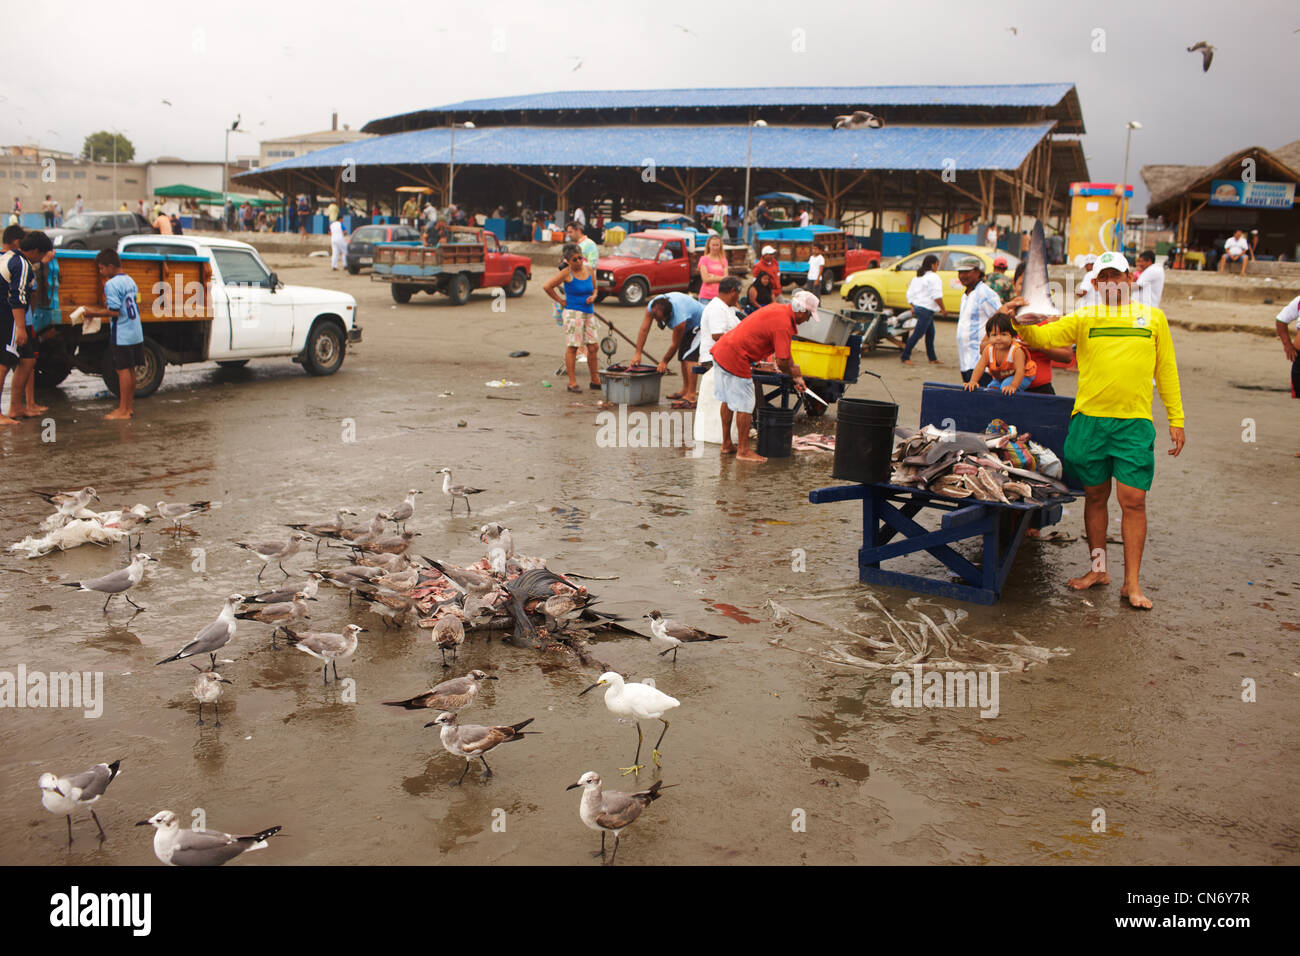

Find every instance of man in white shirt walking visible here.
[1220,229,1250,275]
[329,218,347,271]
[805,241,825,292]
[1133,250,1165,307]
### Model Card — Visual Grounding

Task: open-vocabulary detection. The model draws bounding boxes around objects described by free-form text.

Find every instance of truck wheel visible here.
[853,287,883,312]
[446,273,471,305]
[505,269,528,298]
[66,241,86,250]
[303,320,346,376]
[619,278,648,307]
[392,284,413,304]
[347,264,361,275]
[216,360,249,368]
[101,338,165,398]
[820,269,836,295]
[35,364,73,389]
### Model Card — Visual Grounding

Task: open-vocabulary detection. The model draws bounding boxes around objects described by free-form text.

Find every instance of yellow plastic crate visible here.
[790,341,850,380]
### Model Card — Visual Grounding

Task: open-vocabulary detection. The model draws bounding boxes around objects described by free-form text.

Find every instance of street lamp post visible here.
[223,116,244,231]
[448,121,475,211]
[1120,120,1142,251]
[742,118,767,245]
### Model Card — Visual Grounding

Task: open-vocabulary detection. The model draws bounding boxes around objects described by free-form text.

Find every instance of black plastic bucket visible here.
[756,407,796,458]
[833,397,898,483]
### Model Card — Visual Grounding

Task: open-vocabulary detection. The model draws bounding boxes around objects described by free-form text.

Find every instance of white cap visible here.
[1086,250,1130,280]
[791,290,820,313]
[761,245,777,256]
[714,194,723,202]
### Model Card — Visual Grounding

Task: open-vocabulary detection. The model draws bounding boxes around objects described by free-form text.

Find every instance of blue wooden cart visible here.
[808,382,1081,604]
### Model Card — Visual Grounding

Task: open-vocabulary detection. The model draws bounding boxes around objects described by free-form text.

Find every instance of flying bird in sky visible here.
[1006,27,1018,35]
[568,56,583,72]
[674,24,698,37]
[161,99,172,106]
[832,110,885,130]
[1187,41,1214,72]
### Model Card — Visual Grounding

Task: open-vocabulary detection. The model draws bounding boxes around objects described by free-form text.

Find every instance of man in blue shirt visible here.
[632,291,704,406]
[84,249,143,420]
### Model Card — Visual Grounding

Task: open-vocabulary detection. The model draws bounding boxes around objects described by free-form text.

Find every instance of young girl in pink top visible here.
[698,234,728,302]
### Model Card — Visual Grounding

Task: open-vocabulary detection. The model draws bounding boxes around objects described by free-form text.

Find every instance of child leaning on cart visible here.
[963,313,1036,395]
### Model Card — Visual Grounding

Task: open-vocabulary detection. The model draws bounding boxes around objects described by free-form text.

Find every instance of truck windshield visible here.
[610,237,661,260]
[211,249,271,286]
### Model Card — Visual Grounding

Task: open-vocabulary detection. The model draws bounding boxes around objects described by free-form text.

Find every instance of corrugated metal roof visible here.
[243,123,1056,178]
[372,84,1075,119]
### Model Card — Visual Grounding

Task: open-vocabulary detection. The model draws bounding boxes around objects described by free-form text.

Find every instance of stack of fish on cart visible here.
[889,418,1072,505]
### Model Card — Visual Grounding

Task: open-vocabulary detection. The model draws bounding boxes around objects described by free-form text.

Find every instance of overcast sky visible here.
[4,0,1296,211]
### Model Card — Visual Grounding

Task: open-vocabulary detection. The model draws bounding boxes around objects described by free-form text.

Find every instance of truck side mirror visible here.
[267,272,279,292]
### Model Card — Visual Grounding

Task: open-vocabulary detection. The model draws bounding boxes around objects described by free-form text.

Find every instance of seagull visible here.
[386,490,421,531]
[161,99,172,106]
[371,566,420,592]
[580,672,681,776]
[38,759,123,845]
[283,623,366,684]
[355,584,418,629]
[287,508,355,553]
[235,591,312,648]
[425,712,537,785]
[437,468,484,514]
[383,669,497,712]
[101,504,153,551]
[567,772,673,865]
[424,557,497,596]
[1187,41,1215,71]
[480,522,515,558]
[191,667,232,725]
[355,530,419,556]
[422,606,466,667]
[156,594,243,668]
[136,810,281,866]
[60,552,156,612]
[541,592,591,631]
[832,110,884,130]
[568,56,583,72]
[34,486,99,518]
[236,532,311,580]
[156,499,212,535]
[645,609,726,662]
[1006,26,1018,35]
[245,571,323,605]
[673,24,698,37]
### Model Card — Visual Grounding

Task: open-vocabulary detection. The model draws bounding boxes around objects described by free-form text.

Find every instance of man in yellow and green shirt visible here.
[1009,251,1186,610]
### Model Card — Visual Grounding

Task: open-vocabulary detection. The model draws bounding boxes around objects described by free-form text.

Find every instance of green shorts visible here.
[1063,414,1156,491]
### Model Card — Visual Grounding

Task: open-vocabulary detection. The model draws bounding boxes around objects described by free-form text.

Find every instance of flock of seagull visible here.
[25,472,734,866]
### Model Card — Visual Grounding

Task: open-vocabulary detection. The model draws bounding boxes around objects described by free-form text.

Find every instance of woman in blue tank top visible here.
[544,242,601,392]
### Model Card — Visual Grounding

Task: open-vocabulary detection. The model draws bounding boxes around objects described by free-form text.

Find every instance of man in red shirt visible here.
[710,289,818,461]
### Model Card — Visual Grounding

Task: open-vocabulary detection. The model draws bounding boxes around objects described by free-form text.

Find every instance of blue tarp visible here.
[243,123,1057,180]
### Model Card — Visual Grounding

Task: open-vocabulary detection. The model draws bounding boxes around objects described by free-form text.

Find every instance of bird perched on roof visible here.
[383,668,497,712]
[567,772,673,865]
[136,810,281,866]
[60,552,155,612]
[832,110,884,130]
[645,609,726,663]
[1187,41,1215,71]
[38,759,123,845]
[426,712,538,785]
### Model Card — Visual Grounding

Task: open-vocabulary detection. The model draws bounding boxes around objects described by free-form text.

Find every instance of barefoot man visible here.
[708,289,818,462]
[1010,251,1185,608]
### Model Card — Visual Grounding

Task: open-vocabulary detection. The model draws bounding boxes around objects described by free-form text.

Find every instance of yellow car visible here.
[840,245,1019,314]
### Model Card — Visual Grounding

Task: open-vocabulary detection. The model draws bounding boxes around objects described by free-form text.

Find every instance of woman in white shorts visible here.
[544,243,601,392]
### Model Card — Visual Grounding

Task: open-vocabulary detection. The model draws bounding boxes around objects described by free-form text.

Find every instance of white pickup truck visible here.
[30,235,361,397]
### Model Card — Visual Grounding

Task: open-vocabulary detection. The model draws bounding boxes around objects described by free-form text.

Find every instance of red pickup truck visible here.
[373,227,532,305]
[594,229,748,307]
